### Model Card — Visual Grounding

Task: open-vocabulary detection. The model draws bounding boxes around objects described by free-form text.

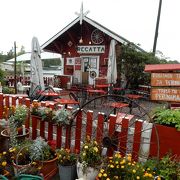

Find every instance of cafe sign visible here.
[77,45,105,54]
[151,88,180,102]
[151,73,180,86]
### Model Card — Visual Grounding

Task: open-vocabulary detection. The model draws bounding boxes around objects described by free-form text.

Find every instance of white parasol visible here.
[30,37,44,94]
[107,39,117,84]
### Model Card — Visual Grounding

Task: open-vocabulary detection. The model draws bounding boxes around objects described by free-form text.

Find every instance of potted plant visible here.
[152,107,180,130]
[150,107,180,157]
[31,101,72,126]
[29,137,58,178]
[96,152,158,180]
[77,136,102,180]
[56,148,77,180]
[52,108,72,126]
[1,105,29,149]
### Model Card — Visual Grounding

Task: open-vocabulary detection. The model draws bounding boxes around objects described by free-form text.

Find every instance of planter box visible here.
[150,124,180,158]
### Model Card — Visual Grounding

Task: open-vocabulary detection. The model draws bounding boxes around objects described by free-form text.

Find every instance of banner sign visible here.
[77,45,105,54]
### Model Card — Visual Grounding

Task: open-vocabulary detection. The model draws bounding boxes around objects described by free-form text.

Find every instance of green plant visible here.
[2,86,15,94]
[29,137,55,161]
[97,152,157,180]
[152,107,180,130]
[79,136,102,172]
[31,102,72,126]
[157,154,180,180]
[52,108,72,126]
[56,148,77,166]
[8,105,28,128]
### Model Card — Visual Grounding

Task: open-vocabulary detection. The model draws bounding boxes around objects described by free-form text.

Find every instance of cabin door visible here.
[81,56,99,85]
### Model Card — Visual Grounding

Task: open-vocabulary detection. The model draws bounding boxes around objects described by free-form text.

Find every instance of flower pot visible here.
[0,128,30,151]
[12,160,32,176]
[38,155,58,180]
[77,162,99,180]
[0,170,10,180]
[58,164,77,180]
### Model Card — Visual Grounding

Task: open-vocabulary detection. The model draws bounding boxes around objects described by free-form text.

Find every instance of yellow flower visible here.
[98,173,102,177]
[93,147,98,152]
[148,174,152,177]
[100,169,104,173]
[32,162,37,165]
[83,153,86,156]
[103,173,107,177]
[157,177,161,180]
[121,165,124,169]
[132,169,136,173]
[106,178,110,180]
[84,145,88,149]
[3,152,6,155]
[136,176,140,179]
[115,161,118,164]
[120,159,125,164]
[127,154,132,161]
[2,161,7,166]
[110,164,114,168]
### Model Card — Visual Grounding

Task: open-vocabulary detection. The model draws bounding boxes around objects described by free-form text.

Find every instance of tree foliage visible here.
[118,43,179,89]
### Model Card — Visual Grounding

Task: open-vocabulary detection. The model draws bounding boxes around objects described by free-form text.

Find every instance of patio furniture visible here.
[54,98,79,109]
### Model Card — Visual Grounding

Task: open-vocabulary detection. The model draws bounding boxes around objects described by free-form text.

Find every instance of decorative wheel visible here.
[70,94,159,160]
[91,29,104,44]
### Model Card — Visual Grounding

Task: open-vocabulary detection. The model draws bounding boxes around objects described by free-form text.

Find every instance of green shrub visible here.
[153,108,180,130]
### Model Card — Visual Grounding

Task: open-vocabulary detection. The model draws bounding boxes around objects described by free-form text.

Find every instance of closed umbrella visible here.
[30,37,44,95]
[107,39,117,84]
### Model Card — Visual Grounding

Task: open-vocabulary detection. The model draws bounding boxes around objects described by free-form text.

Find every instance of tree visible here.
[118,43,163,89]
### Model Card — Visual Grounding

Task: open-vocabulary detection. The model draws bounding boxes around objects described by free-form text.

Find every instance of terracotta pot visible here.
[0,128,30,151]
[38,155,58,180]
[12,160,32,176]
[3,170,10,177]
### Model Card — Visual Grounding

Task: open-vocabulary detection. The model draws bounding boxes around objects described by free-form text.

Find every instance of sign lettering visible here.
[151,73,180,86]
[77,45,105,54]
[151,88,180,102]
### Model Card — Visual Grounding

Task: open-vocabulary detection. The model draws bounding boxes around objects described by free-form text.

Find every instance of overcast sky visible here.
[0,0,179,61]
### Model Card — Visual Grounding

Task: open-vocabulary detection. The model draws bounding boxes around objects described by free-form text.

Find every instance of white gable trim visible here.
[41,17,80,49]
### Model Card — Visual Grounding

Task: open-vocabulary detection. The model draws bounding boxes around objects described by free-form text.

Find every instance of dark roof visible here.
[144,64,180,72]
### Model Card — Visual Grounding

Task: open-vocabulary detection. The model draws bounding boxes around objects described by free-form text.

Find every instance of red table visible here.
[113,87,124,91]
[40,92,60,97]
[54,98,79,108]
[125,94,143,100]
[87,89,106,96]
[108,102,129,114]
